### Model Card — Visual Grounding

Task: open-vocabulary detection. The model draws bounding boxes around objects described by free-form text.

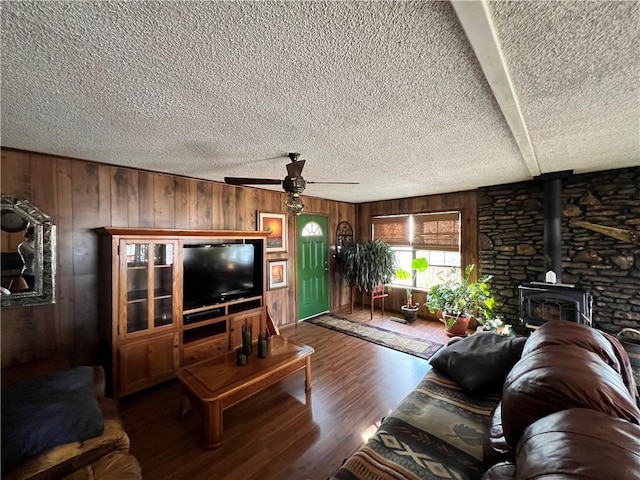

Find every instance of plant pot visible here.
[401,305,419,324]
[444,314,471,337]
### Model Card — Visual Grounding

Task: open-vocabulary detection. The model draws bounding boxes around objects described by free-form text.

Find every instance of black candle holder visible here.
[242,323,252,356]
[258,333,268,358]
[236,347,247,366]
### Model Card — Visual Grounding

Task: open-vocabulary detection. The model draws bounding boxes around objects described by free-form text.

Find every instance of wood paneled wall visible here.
[355,190,479,318]
[1,149,355,368]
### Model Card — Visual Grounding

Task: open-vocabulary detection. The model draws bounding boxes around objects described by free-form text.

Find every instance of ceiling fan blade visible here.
[224,177,282,186]
[286,160,305,178]
[306,181,360,185]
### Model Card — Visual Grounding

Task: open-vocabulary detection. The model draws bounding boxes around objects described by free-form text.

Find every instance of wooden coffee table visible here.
[175,335,314,449]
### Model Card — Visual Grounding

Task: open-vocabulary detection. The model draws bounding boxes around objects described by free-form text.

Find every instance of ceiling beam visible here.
[451,0,541,177]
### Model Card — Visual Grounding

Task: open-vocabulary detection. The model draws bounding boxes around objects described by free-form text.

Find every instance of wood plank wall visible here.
[1,149,355,368]
[355,191,479,319]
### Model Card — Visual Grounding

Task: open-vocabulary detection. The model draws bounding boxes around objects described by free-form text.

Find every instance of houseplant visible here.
[395,257,429,323]
[426,264,495,337]
[336,240,396,294]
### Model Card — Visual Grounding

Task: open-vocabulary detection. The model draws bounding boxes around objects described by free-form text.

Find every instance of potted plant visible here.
[426,264,495,337]
[395,257,429,323]
[336,240,396,296]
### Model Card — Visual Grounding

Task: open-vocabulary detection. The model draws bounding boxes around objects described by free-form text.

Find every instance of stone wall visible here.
[478,166,640,334]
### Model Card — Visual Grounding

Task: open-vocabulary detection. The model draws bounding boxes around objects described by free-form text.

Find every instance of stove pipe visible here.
[535,170,572,284]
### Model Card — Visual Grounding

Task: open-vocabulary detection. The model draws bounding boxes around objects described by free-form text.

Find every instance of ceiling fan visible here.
[224,153,359,215]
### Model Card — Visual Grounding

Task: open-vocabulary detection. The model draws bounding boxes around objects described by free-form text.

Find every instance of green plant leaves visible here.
[335,240,396,291]
[425,264,495,319]
[411,257,429,272]
[395,268,411,281]
[394,257,429,306]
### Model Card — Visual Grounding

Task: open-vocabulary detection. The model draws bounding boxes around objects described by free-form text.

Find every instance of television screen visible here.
[183,243,260,310]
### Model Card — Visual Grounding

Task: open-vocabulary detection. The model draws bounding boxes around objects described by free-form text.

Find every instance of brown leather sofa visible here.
[2,366,141,480]
[333,320,640,479]
[484,320,640,478]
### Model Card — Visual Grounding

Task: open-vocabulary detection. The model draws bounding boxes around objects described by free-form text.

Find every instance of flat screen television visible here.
[182,241,263,310]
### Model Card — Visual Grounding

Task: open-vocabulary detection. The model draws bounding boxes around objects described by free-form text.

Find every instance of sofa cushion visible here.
[522,319,618,359]
[429,333,527,393]
[516,408,640,479]
[501,344,640,447]
[522,319,638,399]
[1,367,104,473]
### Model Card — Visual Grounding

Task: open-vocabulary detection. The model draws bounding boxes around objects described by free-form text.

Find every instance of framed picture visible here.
[268,260,287,290]
[258,212,287,253]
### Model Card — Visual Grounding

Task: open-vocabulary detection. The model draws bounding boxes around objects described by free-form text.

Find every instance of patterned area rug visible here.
[306,314,443,361]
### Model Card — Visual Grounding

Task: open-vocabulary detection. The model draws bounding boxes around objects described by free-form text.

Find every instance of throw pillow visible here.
[1,366,104,473]
[429,333,527,393]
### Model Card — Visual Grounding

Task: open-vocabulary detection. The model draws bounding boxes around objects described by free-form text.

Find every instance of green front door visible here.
[297,214,330,320]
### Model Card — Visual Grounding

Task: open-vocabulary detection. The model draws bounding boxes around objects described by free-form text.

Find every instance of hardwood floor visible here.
[119,309,450,480]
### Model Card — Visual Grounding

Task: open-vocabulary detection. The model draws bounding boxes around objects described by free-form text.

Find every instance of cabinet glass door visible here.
[153,243,174,328]
[125,243,149,333]
[122,241,176,335]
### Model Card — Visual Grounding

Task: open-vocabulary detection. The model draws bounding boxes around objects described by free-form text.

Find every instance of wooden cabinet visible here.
[118,333,178,396]
[99,233,181,397]
[98,228,268,397]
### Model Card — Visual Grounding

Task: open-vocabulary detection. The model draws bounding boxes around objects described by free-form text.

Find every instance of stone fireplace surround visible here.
[478,166,639,334]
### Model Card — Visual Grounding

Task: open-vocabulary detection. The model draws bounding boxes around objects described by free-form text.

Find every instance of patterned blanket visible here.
[331,370,501,480]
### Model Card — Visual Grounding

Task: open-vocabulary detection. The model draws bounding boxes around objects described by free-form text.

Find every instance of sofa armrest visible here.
[516,409,640,479]
[4,419,131,480]
[62,452,141,480]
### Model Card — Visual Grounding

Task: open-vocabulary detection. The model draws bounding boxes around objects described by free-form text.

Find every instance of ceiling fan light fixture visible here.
[285,192,305,216]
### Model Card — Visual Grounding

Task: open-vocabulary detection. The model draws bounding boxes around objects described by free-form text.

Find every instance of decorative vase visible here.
[258,335,268,358]
[242,324,252,355]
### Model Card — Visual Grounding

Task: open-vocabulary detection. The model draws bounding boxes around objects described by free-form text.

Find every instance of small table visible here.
[175,335,314,449]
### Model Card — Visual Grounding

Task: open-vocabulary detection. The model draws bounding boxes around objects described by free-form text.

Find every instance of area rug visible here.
[306,314,443,361]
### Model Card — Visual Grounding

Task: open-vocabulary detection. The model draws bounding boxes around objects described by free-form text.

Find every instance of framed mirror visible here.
[1,195,56,308]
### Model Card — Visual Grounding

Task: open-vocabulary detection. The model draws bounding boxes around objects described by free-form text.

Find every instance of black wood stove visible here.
[517,171,592,329]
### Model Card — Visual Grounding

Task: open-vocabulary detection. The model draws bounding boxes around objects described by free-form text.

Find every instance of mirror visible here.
[1,195,56,308]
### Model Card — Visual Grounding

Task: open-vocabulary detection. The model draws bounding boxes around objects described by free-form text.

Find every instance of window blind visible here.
[372,212,461,250]
[372,215,409,245]
[412,212,460,251]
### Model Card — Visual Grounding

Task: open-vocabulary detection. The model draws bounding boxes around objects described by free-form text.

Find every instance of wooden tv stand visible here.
[97,228,269,398]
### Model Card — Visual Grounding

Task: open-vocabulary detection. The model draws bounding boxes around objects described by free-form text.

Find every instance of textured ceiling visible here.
[1,1,638,203]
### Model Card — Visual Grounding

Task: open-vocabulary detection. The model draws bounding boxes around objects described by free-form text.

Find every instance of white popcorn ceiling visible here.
[1,1,638,203]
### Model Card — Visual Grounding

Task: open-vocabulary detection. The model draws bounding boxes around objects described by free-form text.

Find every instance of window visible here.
[373,212,461,290]
[301,221,323,237]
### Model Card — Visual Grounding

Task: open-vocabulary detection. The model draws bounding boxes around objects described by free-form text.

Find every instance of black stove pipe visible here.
[535,170,572,284]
